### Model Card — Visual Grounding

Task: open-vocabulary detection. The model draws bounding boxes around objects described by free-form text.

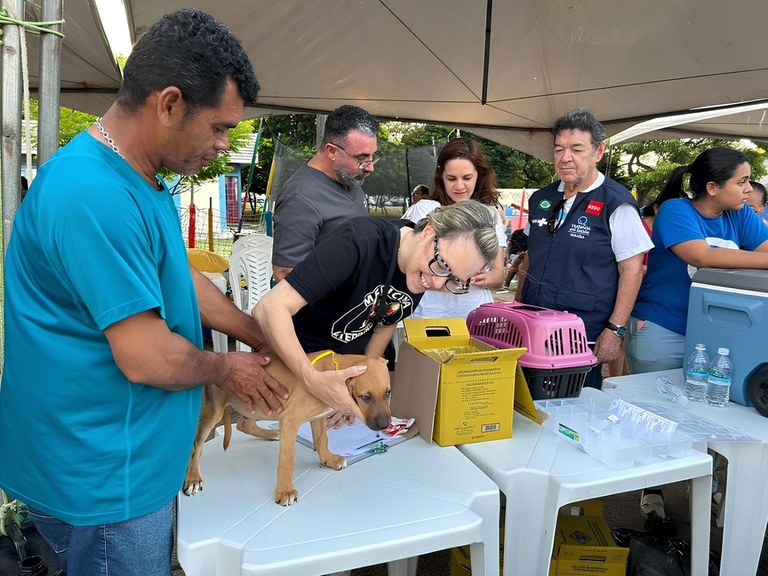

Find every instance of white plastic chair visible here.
[201,272,230,353]
[231,233,271,257]
[228,235,274,352]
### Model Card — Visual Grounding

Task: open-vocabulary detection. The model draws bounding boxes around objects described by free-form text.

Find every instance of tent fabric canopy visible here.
[26,0,768,160]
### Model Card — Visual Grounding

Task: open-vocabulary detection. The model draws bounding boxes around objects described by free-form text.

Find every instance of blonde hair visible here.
[413,199,498,264]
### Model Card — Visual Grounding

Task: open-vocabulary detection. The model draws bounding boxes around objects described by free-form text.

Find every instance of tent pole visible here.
[38,0,63,166]
[0,0,25,367]
[1,0,24,255]
[481,0,493,105]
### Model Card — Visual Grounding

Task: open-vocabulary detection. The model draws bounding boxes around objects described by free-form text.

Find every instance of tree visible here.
[165,120,256,193]
[239,112,768,206]
[603,138,768,207]
[23,99,259,193]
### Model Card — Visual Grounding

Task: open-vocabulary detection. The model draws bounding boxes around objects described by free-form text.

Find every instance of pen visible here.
[354,438,384,452]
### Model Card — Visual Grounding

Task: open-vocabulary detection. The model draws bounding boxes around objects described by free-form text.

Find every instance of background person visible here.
[497,228,528,294]
[253,200,498,425]
[405,137,507,319]
[606,185,679,377]
[19,176,28,203]
[411,183,429,204]
[747,180,768,225]
[515,108,652,389]
[625,148,768,374]
[272,105,380,283]
[0,10,290,576]
[402,184,430,220]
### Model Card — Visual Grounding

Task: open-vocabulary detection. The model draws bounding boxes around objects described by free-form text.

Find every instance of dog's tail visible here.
[223,410,232,451]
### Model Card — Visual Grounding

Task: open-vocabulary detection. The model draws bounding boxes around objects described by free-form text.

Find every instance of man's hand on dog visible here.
[218,352,289,416]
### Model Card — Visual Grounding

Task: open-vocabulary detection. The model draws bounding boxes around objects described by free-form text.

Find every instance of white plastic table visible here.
[604,369,768,576]
[458,388,713,576]
[176,427,499,576]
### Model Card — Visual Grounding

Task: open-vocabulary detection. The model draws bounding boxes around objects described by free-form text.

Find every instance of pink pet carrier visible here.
[466,301,597,399]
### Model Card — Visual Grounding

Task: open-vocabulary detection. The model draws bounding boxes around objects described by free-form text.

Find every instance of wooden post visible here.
[208,197,214,252]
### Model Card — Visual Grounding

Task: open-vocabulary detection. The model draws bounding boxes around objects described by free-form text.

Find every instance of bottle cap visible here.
[695,343,706,349]
[718,347,729,355]
[677,395,690,406]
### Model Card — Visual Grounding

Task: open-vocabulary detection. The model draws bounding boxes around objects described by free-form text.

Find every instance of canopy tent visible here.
[22,0,121,112]
[609,101,768,146]
[22,0,768,160]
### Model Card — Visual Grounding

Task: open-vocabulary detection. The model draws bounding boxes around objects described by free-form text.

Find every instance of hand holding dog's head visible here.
[345,357,391,431]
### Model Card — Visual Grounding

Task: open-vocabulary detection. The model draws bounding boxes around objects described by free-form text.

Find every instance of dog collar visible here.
[311,350,339,370]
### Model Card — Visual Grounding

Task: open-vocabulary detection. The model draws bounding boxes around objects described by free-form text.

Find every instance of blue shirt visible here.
[0,132,203,525]
[633,198,768,335]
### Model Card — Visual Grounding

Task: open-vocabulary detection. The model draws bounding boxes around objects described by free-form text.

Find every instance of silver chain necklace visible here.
[94,118,163,190]
[95,118,123,158]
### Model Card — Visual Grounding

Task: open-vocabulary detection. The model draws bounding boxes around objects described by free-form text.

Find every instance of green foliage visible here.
[470,134,554,189]
[604,138,768,207]
[58,106,97,146]
[24,99,259,189]
[165,120,256,192]
[23,100,97,147]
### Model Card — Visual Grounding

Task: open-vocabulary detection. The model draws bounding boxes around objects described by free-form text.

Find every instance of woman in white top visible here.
[407,137,506,319]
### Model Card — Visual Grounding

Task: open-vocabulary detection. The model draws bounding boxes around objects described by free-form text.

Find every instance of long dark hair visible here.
[661,148,749,202]
[432,138,499,207]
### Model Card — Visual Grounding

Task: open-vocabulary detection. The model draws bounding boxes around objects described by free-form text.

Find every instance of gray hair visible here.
[413,199,498,265]
[322,105,380,145]
[552,108,606,148]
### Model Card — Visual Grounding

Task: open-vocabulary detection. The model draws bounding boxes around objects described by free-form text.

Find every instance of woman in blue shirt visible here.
[626,147,768,374]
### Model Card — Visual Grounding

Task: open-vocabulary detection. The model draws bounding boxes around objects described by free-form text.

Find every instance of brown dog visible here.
[183,351,391,506]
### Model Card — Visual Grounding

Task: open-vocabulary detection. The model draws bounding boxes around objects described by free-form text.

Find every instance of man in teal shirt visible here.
[0,9,346,576]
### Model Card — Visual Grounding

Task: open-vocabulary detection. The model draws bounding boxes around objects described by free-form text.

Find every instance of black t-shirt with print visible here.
[286,217,421,354]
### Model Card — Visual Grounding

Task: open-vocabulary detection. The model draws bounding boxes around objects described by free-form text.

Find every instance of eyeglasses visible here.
[330,143,381,170]
[428,236,471,294]
[546,197,567,235]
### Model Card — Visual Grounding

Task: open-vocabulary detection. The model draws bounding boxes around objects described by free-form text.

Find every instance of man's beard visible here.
[335,166,367,188]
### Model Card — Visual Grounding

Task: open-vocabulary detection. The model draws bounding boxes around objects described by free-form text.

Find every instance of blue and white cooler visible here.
[685,268,768,415]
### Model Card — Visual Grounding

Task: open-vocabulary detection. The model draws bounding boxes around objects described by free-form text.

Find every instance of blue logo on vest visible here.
[538,199,552,209]
[578,216,588,225]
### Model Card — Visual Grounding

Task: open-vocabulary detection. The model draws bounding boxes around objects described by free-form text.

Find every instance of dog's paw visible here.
[320,454,347,471]
[274,488,299,506]
[182,478,204,496]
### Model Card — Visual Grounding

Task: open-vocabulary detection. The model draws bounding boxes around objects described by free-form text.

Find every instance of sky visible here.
[94,0,132,57]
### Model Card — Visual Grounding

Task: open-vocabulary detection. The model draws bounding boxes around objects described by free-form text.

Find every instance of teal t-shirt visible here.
[0,132,203,525]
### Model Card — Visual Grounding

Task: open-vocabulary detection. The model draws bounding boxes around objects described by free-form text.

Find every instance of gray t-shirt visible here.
[272,164,368,268]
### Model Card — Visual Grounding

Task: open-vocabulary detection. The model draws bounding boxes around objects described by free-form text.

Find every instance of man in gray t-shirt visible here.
[272,105,380,282]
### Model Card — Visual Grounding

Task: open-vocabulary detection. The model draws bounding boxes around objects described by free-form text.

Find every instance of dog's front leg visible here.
[310,418,346,470]
[274,416,302,506]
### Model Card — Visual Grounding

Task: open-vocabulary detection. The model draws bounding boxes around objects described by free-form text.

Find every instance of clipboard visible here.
[296,418,419,465]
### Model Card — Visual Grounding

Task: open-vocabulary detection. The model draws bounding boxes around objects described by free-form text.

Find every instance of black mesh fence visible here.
[269,138,445,220]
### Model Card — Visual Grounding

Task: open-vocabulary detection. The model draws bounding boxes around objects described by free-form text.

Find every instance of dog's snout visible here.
[369,413,391,431]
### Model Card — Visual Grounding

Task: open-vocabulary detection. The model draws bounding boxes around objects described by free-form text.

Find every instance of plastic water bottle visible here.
[655,376,690,407]
[685,343,710,402]
[707,348,733,407]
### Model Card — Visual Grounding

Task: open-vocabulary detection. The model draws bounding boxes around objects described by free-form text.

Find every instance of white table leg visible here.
[502,473,555,576]
[710,441,768,576]
[385,557,416,576]
[688,470,712,576]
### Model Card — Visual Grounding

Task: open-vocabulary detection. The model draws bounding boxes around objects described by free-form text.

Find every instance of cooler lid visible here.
[691,268,768,292]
